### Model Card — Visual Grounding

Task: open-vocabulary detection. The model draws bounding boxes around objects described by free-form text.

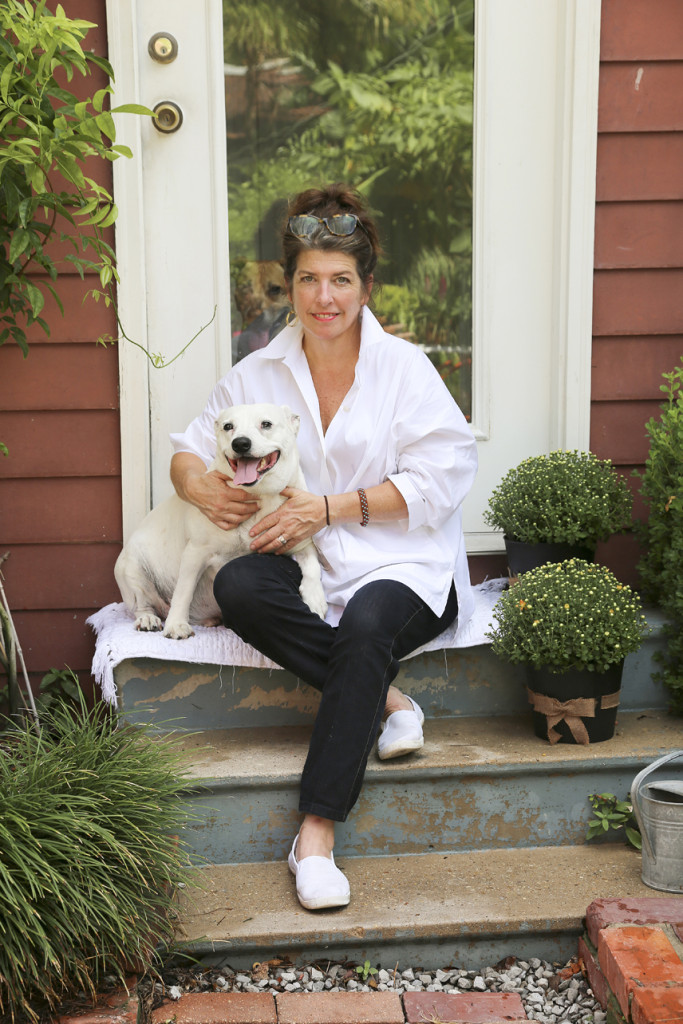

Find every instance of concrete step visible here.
[174,842,657,970]
[117,608,669,731]
[176,710,682,864]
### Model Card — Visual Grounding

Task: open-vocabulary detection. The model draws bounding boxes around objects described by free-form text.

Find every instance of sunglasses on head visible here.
[287,213,365,238]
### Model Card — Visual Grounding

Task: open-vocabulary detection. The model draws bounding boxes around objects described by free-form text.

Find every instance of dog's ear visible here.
[282,405,300,436]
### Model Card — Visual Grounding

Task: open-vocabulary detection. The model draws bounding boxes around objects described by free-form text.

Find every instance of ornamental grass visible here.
[483,450,633,546]
[0,698,195,1023]
[486,559,648,674]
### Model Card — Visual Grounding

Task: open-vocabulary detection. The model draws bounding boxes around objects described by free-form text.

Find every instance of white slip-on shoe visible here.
[377,695,425,760]
[287,834,350,911]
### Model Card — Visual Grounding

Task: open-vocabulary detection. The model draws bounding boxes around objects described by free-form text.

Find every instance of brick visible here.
[150,991,276,1024]
[57,1010,137,1024]
[606,991,629,1023]
[586,898,683,947]
[579,935,611,1009]
[404,991,527,1023]
[632,985,683,1024]
[275,991,403,1024]
[598,925,683,1018]
[57,982,138,1024]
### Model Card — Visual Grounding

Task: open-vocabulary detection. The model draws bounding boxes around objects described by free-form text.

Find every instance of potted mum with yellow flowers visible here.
[486,559,648,744]
[483,450,633,576]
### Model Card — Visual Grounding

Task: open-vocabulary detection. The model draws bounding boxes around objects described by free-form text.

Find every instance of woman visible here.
[169,184,478,911]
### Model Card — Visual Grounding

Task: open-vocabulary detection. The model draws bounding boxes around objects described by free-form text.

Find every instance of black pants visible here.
[213,554,458,822]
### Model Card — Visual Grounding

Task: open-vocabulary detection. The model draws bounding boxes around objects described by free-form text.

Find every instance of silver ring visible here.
[277,534,287,547]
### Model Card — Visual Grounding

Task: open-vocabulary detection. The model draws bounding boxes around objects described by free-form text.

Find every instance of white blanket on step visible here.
[87,578,506,706]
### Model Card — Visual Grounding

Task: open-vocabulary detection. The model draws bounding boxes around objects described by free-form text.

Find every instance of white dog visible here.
[114,403,327,639]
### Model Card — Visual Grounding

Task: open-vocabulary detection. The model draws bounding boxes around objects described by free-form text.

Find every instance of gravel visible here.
[143,954,605,1022]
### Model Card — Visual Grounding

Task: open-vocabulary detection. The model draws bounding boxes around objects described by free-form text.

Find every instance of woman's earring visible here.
[285,309,298,327]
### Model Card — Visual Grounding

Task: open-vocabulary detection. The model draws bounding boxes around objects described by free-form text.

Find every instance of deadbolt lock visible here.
[148,32,178,63]
[152,101,183,134]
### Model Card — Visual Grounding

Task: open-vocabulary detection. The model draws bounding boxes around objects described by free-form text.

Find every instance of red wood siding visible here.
[591,0,683,585]
[0,0,120,700]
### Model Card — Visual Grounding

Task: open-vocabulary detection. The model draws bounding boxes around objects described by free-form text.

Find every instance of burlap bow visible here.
[526,687,621,745]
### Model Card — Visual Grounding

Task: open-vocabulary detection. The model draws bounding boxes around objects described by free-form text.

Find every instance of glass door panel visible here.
[223,0,474,418]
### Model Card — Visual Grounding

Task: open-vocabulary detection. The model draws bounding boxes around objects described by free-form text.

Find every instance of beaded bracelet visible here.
[358,487,369,527]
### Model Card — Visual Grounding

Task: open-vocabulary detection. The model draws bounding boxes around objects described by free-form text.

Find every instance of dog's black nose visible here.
[232,435,252,455]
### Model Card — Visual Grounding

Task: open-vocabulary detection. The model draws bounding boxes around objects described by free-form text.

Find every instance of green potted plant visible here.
[486,559,648,744]
[483,450,633,576]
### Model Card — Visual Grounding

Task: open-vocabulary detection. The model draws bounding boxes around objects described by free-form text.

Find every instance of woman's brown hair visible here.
[282,183,382,291]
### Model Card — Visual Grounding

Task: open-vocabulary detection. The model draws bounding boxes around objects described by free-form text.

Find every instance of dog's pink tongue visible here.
[233,457,260,486]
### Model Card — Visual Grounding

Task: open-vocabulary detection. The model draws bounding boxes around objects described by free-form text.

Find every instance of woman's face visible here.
[288,250,372,349]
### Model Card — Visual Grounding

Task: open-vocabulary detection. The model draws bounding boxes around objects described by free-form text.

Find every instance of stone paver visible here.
[150,991,276,1024]
[276,991,403,1024]
[403,990,527,1023]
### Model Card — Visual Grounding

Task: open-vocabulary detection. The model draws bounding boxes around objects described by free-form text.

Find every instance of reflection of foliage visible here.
[223,0,474,411]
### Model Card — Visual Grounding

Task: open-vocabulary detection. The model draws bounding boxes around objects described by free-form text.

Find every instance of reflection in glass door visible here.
[223,1,474,418]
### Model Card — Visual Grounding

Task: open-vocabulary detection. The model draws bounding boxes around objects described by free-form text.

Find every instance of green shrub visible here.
[636,357,683,713]
[483,450,633,546]
[485,559,647,673]
[0,698,195,1022]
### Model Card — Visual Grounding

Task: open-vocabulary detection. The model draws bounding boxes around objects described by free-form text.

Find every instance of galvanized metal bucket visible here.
[631,750,683,894]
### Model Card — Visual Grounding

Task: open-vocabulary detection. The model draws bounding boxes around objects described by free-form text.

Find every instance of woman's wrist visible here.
[324,490,372,527]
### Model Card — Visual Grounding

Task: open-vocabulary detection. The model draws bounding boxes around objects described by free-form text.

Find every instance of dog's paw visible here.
[162,620,195,640]
[135,614,163,632]
[299,581,328,620]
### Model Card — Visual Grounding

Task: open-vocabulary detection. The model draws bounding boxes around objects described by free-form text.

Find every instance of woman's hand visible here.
[184,469,260,530]
[249,487,326,554]
[171,452,260,531]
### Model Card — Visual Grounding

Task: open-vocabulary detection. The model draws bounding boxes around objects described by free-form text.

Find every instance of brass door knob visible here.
[152,101,183,134]
[148,32,178,63]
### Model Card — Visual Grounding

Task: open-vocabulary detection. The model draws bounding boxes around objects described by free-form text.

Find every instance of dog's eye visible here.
[222,422,233,432]
[260,420,272,430]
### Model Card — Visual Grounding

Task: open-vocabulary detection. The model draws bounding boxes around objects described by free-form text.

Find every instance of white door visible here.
[107,0,601,551]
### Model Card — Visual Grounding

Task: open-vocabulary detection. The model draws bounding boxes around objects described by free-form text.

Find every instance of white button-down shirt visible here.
[170,308,478,631]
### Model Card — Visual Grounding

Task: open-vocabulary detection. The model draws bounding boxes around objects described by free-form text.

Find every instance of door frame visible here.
[107,0,601,550]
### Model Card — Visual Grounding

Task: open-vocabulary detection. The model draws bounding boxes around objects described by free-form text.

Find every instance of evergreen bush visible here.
[636,357,683,713]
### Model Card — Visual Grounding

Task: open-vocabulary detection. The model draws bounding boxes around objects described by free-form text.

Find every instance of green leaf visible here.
[625,827,642,850]
[0,60,14,103]
[9,227,31,264]
[92,87,110,113]
[23,279,45,318]
[94,111,116,141]
[111,103,154,116]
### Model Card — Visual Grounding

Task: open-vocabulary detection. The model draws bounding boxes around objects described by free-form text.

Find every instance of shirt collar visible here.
[254,305,386,364]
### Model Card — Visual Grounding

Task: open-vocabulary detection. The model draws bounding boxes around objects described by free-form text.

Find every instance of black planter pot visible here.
[526,661,624,744]
[504,537,595,577]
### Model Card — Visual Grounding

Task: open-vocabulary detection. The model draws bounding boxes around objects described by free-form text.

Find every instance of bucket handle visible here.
[631,750,683,864]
